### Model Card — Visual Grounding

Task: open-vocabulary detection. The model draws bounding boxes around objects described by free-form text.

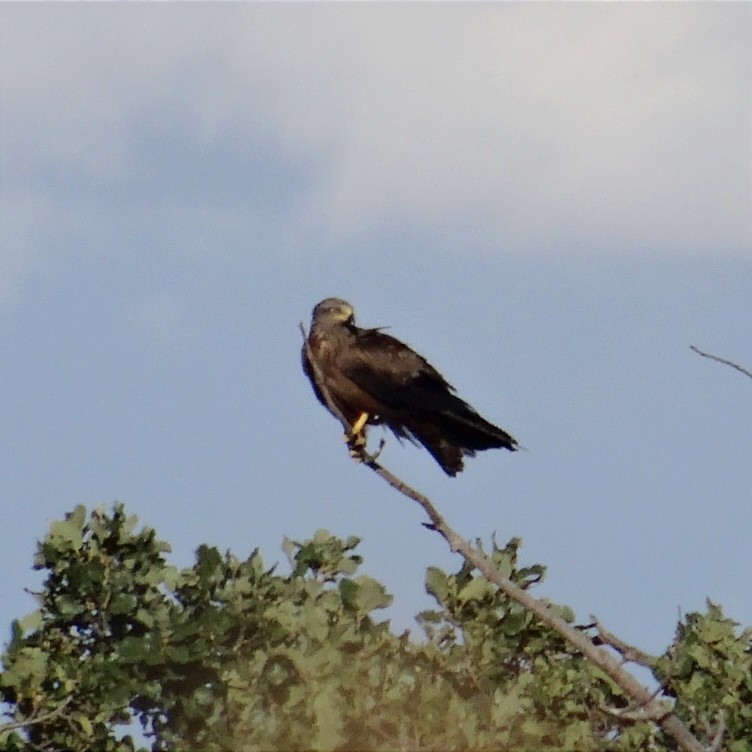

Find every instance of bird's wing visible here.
[336,328,463,414]
[339,327,517,449]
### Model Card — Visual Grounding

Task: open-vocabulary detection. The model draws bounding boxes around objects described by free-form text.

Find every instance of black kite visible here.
[302,298,517,476]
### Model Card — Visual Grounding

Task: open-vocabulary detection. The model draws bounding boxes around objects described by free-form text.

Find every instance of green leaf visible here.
[425,567,449,602]
[110,592,138,615]
[18,610,43,633]
[74,713,94,737]
[458,577,494,603]
[46,504,87,551]
[281,536,296,560]
[344,535,361,550]
[337,556,359,575]
[0,647,48,690]
[354,576,393,613]
[339,578,358,609]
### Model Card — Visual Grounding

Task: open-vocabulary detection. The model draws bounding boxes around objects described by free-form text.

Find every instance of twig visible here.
[300,323,708,752]
[599,697,670,723]
[0,697,73,734]
[300,322,352,434]
[590,616,657,667]
[690,345,752,381]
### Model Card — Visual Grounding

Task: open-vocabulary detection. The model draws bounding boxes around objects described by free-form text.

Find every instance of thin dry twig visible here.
[591,615,658,667]
[300,323,708,752]
[0,697,73,735]
[300,322,352,434]
[690,345,752,381]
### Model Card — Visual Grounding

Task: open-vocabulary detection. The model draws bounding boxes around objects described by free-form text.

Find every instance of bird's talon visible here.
[345,429,367,449]
[370,438,386,460]
[348,446,365,463]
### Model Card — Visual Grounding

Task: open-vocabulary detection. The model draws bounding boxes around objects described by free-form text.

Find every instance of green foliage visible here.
[1,505,749,751]
[655,602,752,751]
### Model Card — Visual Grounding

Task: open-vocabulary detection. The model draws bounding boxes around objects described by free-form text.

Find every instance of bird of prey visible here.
[302,298,517,476]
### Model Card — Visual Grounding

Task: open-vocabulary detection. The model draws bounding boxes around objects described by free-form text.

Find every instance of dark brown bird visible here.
[302,298,517,476]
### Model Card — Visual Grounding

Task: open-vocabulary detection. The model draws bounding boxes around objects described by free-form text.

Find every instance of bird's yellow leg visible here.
[344,412,369,461]
[351,411,369,436]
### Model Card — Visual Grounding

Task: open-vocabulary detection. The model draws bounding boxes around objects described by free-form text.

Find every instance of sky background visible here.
[1,1,750,680]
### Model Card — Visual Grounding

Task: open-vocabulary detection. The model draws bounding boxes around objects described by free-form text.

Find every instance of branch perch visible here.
[301,323,708,752]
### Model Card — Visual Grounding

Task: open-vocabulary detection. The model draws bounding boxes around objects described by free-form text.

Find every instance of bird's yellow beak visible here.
[333,304,354,322]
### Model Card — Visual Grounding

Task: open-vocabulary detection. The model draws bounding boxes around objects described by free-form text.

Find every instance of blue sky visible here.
[1,2,750,667]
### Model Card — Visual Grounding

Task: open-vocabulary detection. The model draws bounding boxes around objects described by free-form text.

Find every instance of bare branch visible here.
[690,345,752,381]
[300,323,708,752]
[362,459,706,751]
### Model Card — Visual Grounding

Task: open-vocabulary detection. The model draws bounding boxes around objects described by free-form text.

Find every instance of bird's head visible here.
[311,298,355,327]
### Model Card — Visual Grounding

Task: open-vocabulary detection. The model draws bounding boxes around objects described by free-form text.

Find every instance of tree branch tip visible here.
[689,344,752,380]
[589,616,657,666]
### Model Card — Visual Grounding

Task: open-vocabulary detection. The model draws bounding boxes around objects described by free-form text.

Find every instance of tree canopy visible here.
[1,504,750,751]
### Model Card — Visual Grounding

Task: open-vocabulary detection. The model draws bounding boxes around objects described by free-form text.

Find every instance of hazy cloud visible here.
[1,2,749,293]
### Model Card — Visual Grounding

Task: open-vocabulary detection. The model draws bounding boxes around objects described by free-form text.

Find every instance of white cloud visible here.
[261,4,750,255]
[1,2,750,287]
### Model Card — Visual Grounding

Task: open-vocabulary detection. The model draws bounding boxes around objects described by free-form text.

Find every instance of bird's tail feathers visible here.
[439,402,518,451]
[406,422,468,477]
